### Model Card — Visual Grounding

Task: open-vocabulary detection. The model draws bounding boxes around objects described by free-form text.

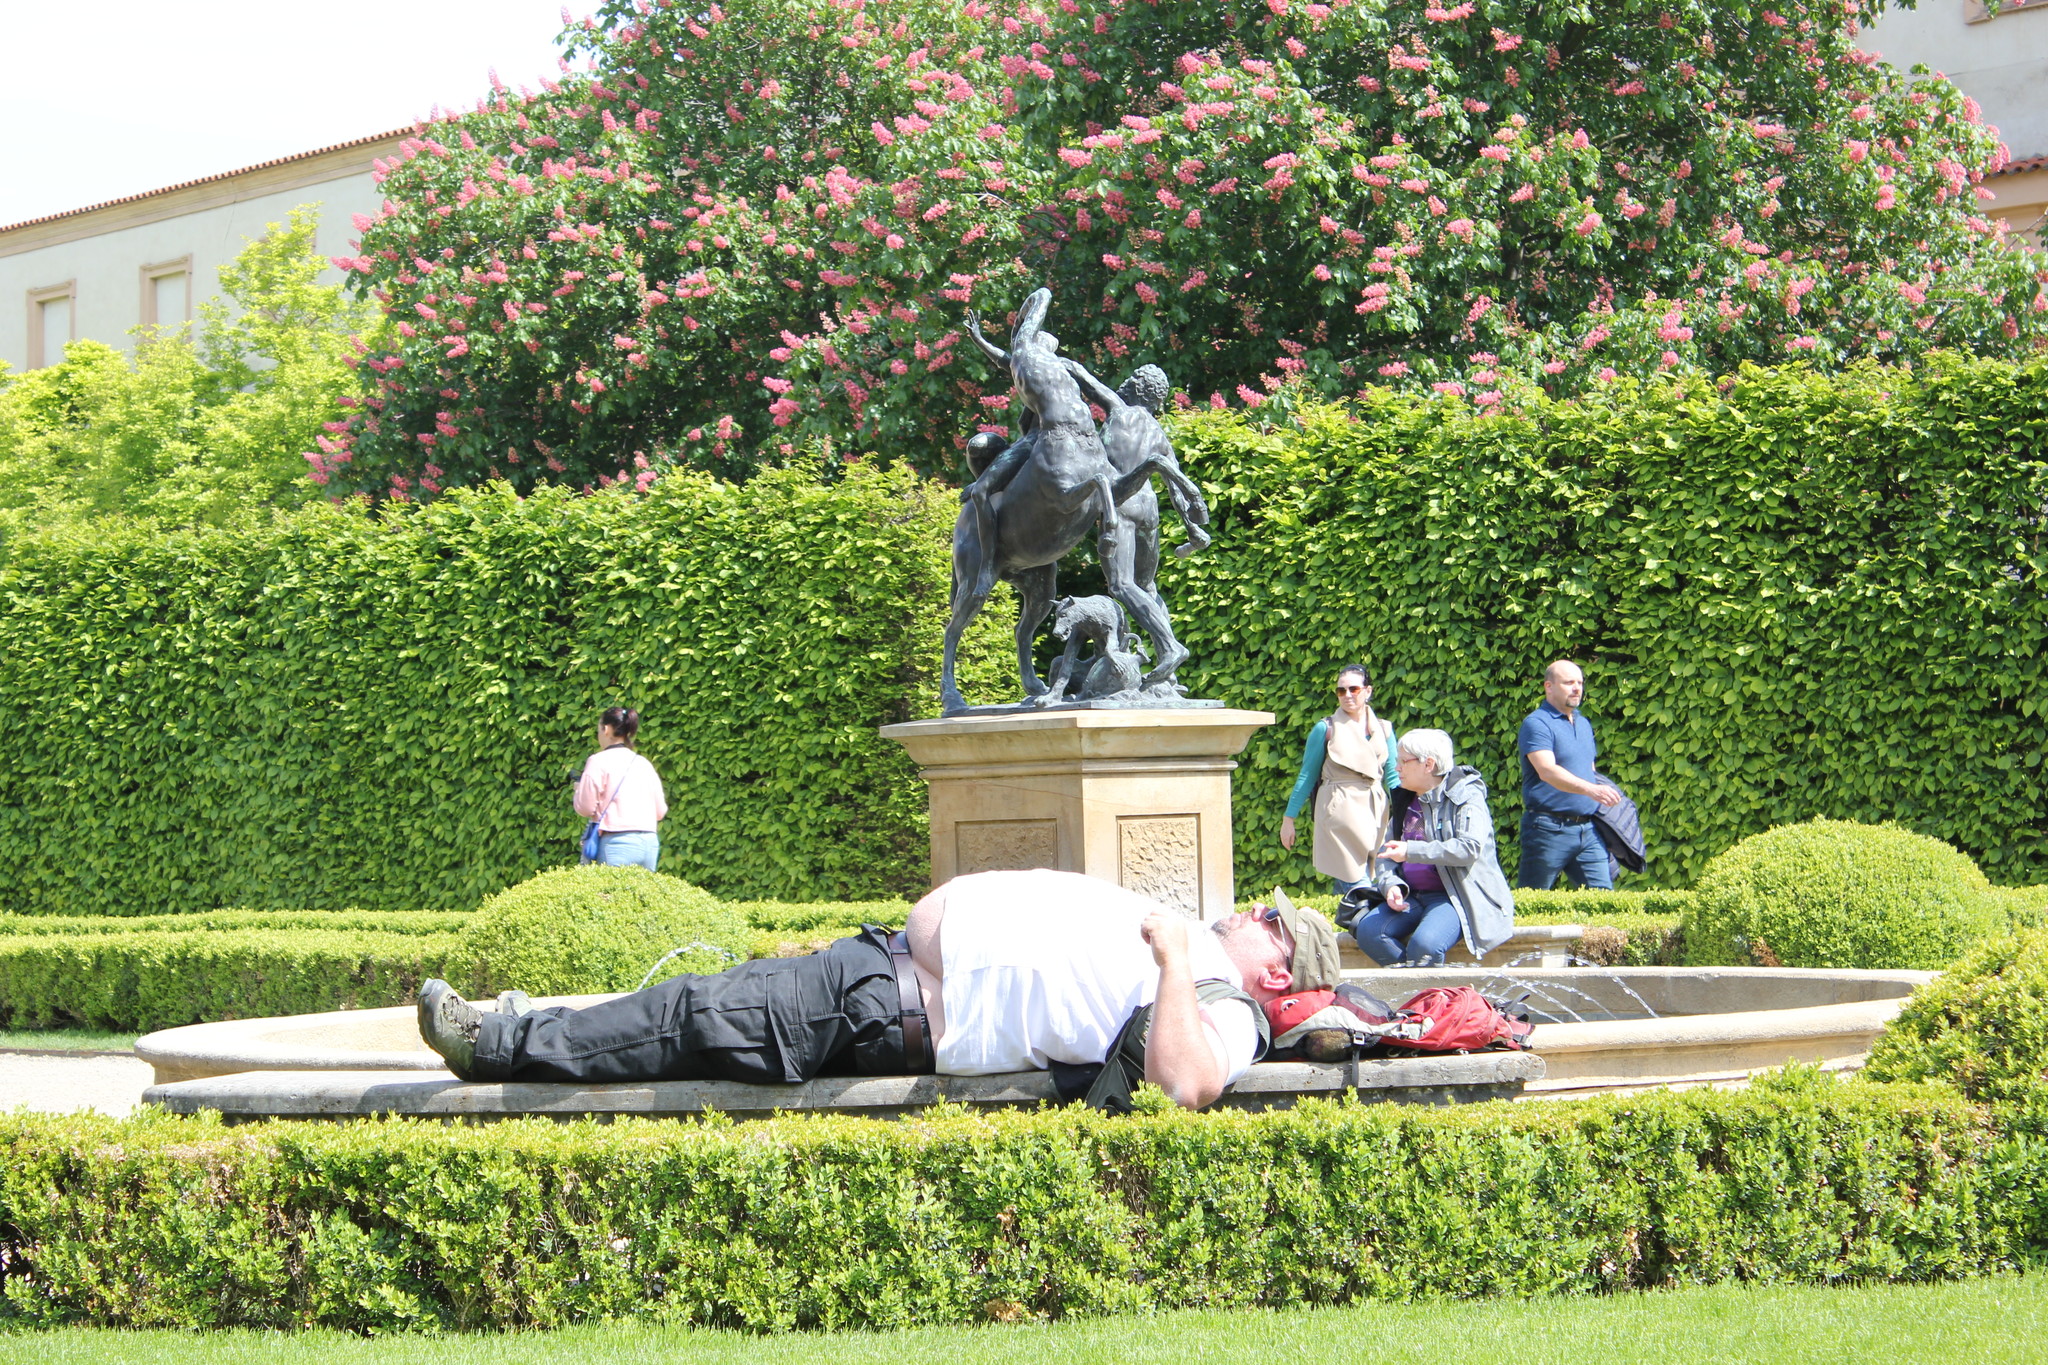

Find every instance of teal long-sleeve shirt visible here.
[1283,717,1402,820]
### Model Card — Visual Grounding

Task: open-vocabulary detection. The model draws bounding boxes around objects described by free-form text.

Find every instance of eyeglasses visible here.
[1252,904,1294,952]
[1335,684,1366,696]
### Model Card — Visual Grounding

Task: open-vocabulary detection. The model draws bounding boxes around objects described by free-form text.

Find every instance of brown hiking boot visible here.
[417,979,482,1080]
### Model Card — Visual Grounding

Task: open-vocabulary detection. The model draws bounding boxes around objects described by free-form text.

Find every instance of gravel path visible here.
[0,1051,153,1115]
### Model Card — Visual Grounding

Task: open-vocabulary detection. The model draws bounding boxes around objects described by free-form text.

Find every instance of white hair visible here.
[1397,728,1455,778]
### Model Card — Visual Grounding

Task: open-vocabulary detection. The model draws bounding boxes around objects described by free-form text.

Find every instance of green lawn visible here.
[7,1275,2042,1364]
[0,1028,137,1054]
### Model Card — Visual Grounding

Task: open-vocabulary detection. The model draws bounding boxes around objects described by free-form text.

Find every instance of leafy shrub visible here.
[1512,890,1693,967]
[1682,819,2000,970]
[1987,886,2048,931]
[0,1076,2006,1331]
[0,930,466,1032]
[1865,928,2048,1106]
[1513,889,1699,923]
[0,910,467,938]
[460,865,749,995]
[333,0,2047,492]
[736,898,908,959]
[0,208,373,538]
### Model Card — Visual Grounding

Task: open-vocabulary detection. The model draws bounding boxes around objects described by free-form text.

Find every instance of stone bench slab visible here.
[142,1051,1544,1123]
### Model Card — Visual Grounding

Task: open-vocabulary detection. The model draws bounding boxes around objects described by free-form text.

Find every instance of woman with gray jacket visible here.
[1351,728,1516,967]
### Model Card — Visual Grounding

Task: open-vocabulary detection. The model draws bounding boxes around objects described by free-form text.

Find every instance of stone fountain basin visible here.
[1362,964,1935,1096]
[133,964,1930,1120]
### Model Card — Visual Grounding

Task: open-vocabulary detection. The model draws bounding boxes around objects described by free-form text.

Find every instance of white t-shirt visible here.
[932,869,1261,1086]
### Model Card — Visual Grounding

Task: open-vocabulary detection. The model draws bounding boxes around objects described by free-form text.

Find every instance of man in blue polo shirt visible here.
[1516,659,1623,889]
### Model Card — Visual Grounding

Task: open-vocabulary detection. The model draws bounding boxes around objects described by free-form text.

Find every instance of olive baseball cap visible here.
[1269,887,1343,992]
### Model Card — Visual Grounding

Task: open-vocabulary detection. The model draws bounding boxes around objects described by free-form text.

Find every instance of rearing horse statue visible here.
[938,288,1208,716]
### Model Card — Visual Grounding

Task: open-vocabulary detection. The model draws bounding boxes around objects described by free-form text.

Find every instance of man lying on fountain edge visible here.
[417,869,1343,1111]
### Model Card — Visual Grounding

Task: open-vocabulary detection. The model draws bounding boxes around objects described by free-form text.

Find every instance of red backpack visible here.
[1384,986,1533,1053]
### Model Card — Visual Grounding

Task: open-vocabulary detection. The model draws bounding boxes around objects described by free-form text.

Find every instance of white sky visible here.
[1,0,589,226]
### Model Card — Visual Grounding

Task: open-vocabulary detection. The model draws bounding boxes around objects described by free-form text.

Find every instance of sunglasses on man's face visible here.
[1252,904,1294,948]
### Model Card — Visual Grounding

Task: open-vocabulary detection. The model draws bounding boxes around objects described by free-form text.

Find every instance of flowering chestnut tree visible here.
[323,0,2048,496]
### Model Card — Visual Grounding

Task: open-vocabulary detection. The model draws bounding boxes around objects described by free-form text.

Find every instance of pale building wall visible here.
[1859,0,2048,243]
[0,131,405,375]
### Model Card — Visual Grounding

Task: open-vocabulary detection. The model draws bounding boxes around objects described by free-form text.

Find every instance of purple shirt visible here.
[1397,800,1445,894]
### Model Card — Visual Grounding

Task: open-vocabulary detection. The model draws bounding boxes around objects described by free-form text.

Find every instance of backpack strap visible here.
[1079,979,1270,1115]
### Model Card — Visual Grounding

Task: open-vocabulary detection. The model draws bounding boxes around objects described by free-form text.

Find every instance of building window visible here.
[1967,0,2043,21]
[26,282,76,370]
[140,258,192,333]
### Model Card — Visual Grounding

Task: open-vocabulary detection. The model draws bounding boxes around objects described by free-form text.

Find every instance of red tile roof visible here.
[0,129,411,236]
[1992,154,2048,178]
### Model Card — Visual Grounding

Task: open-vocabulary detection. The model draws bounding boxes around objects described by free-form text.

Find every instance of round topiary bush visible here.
[460,865,750,995]
[1863,927,2048,1105]
[1681,818,1999,970]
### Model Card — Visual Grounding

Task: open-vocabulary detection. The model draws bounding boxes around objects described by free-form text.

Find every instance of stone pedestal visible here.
[879,708,1274,919]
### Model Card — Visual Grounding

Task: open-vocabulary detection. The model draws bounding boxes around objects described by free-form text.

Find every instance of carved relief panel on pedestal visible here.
[1117,814,1201,916]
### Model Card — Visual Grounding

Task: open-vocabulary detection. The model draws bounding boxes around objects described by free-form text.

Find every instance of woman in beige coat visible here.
[1278,663,1401,895]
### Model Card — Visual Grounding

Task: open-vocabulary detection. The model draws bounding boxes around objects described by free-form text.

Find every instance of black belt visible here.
[1534,810,1593,825]
[884,931,935,1074]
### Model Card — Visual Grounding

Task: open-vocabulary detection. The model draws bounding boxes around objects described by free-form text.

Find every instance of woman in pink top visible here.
[574,707,669,871]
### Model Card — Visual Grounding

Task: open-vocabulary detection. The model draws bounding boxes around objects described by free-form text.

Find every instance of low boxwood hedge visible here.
[0,929,468,1032]
[738,898,910,959]
[0,1070,2030,1331]
[461,865,751,995]
[1684,819,2002,970]
[0,910,469,938]
[1864,927,2048,1106]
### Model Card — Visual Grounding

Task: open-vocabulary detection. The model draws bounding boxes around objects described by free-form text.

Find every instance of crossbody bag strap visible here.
[593,749,639,829]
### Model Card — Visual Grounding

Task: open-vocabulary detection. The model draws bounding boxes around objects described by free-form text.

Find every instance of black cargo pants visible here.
[469,927,913,1084]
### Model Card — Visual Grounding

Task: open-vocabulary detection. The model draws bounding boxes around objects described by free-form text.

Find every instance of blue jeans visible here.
[1353,890,1464,966]
[593,831,660,872]
[1332,876,1366,898]
[1515,812,1613,890]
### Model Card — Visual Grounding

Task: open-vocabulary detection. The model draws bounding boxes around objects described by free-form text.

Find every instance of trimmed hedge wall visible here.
[0,466,1009,915]
[1175,356,2048,892]
[0,1072,2032,1330]
[0,358,2042,913]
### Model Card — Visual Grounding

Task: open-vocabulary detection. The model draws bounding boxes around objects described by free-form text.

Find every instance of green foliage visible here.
[0,207,373,539]
[1683,819,1999,969]
[335,0,2048,492]
[4,354,2046,914]
[0,929,465,1032]
[1172,359,2048,889]
[736,898,909,958]
[1512,888,1700,922]
[0,909,466,937]
[1865,928,2048,1105]
[1514,891,1692,966]
[462,865,747,994]
[0,463,1012,916]
[0,899,908,1031]
[0,1080,2009,1330]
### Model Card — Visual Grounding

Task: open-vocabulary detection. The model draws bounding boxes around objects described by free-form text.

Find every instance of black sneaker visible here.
[417,979,482,1079]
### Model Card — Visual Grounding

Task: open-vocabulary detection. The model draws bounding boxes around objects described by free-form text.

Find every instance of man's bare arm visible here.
[1138,911,1226,1109]
[1527,750,1622,806]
